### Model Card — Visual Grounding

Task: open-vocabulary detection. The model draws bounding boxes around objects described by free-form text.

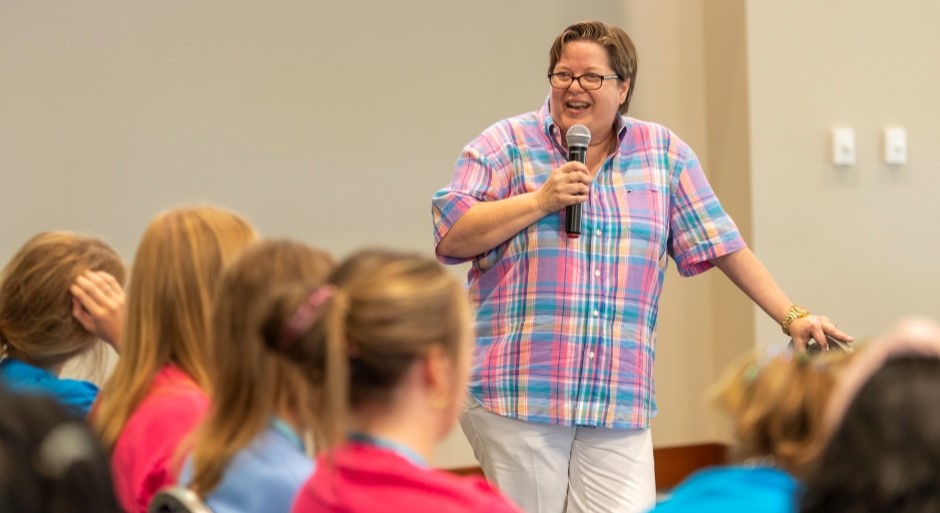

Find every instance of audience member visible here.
[800,317,940,513]
[181,239,333,513]
[0,231,125,417]
[0,384,121,513]
[649,345,851,513]
[93,205,257,513]
[260,250,523,513]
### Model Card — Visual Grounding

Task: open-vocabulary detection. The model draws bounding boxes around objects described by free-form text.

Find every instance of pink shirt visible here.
[292,442,523,513]
[110,365,209,513]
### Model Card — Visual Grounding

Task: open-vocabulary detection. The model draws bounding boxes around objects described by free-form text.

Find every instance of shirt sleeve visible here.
[55,378,100,418]
[667,139,747,276]
[431,134,512,265]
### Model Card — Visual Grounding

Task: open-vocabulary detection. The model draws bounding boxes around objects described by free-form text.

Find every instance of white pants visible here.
[460,401,656,513]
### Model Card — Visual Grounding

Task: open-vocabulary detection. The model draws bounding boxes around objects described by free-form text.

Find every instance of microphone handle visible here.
[565,145,588,237]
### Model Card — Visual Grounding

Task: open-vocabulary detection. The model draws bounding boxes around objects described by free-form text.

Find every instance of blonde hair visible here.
[94,206,256,449]
[548,20,639,115]
[260,249,469,450]
[710,349,851,476]
[188,239,333,495]
[0,232,125,369]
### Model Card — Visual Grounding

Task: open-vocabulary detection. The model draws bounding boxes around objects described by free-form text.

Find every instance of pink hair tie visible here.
[278,285,336,350]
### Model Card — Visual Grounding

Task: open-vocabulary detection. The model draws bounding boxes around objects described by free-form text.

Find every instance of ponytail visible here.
[322,291,350,450]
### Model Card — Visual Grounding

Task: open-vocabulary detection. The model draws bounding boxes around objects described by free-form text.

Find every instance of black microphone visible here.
[565,124,591,238]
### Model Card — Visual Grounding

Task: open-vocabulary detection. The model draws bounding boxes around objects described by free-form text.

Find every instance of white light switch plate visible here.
[831,127,855,166]
[883,126,907,165]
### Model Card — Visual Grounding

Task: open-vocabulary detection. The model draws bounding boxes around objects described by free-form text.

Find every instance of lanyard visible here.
[270,418,305,452]
[348,432,429,469]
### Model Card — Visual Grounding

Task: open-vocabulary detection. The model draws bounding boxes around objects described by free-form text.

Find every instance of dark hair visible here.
[548,20,638,115]
[0,387,120,513]
[800,357,940,513]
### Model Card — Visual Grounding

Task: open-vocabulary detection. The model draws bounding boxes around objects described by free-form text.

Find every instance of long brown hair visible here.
[260,249,469,450]
[94,206,256,449]
[0,231,125,369]
[188,239,333,495]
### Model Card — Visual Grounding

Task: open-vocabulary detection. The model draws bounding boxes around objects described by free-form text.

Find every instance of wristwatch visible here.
[781,305,810,335]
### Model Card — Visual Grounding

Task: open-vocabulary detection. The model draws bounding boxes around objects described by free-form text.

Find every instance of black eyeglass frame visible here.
[547,72,622,90]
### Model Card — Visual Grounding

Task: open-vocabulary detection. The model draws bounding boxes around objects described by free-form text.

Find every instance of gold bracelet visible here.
[781,305,810,336]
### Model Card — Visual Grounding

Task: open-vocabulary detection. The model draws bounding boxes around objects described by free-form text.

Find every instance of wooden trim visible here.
[447,465,485,477]
[653,442,728,490]
[446,442,729,490]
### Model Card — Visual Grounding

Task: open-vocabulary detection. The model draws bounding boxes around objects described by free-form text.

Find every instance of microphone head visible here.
[566,124,591,149]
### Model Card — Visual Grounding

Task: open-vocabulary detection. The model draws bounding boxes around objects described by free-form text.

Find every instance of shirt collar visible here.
[539,96,628,146]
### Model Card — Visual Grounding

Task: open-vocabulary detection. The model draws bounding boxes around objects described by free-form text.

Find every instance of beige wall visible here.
[746,0,940,346]
[3,0,937,469]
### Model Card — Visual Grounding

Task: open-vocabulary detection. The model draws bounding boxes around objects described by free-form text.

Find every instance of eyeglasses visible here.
[548,72,621,90]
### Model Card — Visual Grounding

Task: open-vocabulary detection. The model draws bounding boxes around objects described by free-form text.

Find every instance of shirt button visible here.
[595,229,602,236]
[589,351,596,359]
[594,269,600,277]
[592,310,599,317]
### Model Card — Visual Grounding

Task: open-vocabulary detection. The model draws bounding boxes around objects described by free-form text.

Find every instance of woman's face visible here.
[549,40,629,144]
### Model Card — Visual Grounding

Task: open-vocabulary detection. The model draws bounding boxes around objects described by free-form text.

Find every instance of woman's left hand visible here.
[70,270,126,352]
[789,315,854,351]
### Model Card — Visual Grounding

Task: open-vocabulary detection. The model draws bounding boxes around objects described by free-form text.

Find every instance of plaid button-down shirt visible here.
[432,101,746,428]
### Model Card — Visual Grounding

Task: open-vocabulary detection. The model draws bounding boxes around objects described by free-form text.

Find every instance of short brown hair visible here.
[0,232,125,369]
[548,20,638,115]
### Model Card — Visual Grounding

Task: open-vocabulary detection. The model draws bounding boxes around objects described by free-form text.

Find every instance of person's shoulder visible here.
[129,367,209,425]
[203,432,313,513]
[651,466,797,513]
[622,116,681,143]
[236,427,314,478]
[46,376,98,415]
[149,366,208,401]
[0,359,97,416]
[621,116,697,161]
[390,467,521,513]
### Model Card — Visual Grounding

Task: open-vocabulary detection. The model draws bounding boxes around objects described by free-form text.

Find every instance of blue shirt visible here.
[179,424,314,513]
[0,357,98,417]
[649,465,799,513]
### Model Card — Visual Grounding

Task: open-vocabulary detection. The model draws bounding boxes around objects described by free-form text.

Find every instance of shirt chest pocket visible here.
[618,182,668,244]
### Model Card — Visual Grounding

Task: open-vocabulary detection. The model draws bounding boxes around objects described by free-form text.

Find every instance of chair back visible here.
[148,486,213,513]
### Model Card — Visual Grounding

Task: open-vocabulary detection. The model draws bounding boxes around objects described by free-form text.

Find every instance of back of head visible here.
[801,318,940,513]
[189,238,333,495]
[0,231,125,369]
[548,20,638,114]
[261,249,470,449]
[95,205,257,448]
[712,349,850,476]
[0,386,120,513]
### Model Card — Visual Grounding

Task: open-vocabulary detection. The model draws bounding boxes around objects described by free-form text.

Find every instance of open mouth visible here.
[565,100,591,113]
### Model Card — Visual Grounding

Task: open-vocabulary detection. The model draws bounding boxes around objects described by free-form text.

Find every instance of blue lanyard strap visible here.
[270,418,305,452]
[348,432,429,469]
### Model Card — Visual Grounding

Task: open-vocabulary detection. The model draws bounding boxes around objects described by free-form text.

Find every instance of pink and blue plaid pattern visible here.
[432,101,745,428]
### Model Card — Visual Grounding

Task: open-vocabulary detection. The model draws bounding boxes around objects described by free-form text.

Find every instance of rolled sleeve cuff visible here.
[674,232,747,277]
[432,190,480,265]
